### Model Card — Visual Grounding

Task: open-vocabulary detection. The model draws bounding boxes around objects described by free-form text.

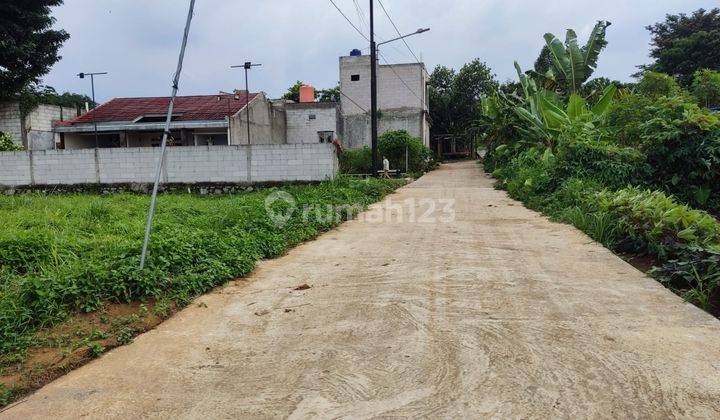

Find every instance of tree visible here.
[428,65,456,135]
[533,46,553,74]
[636,71,683,98]
[318,84,340,102]
[641,8,720,87]
[0,1,69,99]
[542,21,612,94]
[428,60,498,137]
[281,80,304,102]
[691,69,720,108]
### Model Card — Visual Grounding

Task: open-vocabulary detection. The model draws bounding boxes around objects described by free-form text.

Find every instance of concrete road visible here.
[4,161,720,418]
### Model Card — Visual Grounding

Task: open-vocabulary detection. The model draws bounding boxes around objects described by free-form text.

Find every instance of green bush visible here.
[636,71,684,98]
[339,130,435,174]
[378,130,434,173]
[0,133,22,152]
[339,147,372,174]
[638,97,720,210]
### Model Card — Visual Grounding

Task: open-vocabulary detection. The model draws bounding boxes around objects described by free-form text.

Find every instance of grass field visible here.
[0,176,404,403]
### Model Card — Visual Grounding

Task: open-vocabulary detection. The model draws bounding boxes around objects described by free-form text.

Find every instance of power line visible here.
[377,0,421,63]
[378,51,424,104]
[329,0,369,41]
[339,89,368,113]
[352,0,368,31]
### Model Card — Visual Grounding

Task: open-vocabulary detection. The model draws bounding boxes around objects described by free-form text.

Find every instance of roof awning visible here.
[53,120,228,133]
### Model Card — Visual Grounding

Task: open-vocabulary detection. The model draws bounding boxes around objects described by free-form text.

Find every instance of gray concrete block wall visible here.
[0,144,336,187]
[286,107,337,144]
[0,151,31,185]
[0,102,22,144]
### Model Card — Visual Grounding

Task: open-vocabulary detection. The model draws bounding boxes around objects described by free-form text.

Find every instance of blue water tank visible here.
[350,49,362,56]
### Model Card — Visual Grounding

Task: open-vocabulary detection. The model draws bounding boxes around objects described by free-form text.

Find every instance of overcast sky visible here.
[42,0,717,103]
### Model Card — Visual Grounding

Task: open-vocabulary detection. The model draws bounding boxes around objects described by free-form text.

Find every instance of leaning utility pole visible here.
[369,0,379,174]
[140,0,196,269]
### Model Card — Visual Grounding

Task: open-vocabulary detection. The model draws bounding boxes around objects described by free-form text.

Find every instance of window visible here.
[309,114,316,120]
[318,131,334,143]
[351,74,360,81]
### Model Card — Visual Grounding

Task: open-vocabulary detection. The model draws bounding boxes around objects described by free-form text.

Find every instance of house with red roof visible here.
[53,91,288,149]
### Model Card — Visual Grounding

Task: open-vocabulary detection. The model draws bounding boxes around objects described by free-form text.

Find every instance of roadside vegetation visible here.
[479,11,720,314]
[0,176,404,404]
[339,129,436,174]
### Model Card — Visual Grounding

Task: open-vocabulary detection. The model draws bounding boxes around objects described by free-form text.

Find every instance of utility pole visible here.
[77,72,108,148]
[140,0,196,269]
[369,0,379,174]
[231,62,261,144]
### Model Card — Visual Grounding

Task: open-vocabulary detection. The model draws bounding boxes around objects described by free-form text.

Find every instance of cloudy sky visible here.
[42,0,717,103]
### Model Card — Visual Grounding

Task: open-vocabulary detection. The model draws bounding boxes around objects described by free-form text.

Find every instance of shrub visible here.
[636,71,684,98]
[0,133,23,152]
[638,97,720,210]
[378,130,434,173]
[339,147,372,174]
[338,130,435,174]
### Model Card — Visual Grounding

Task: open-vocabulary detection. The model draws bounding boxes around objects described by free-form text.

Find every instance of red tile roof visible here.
[55,93,258,127]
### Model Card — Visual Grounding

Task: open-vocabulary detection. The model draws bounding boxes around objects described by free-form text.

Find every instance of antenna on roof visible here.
[140,0,196,269]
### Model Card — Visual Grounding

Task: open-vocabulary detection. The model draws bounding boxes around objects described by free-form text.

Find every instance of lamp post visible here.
[77,72,108,148]
[368,0,429,173]
[230,62,261,144]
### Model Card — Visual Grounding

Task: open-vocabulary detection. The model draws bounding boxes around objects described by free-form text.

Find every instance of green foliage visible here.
[429,59,498,137]
[339,147,372,174]
[0,1,70,99]
[482,23,720,312]
[317,84,340,103]
[637,96,720,209]
[636,71,684,98]
[692,69,720,108]
[338,131,435,174]
[378,130,434,173]
[17,84,89,117]
[542,21,611,94]
[641,8,720,87]
[0,178,403,358]
[281,81,304,102]
[0,133,23,151]
[86,342,104,358]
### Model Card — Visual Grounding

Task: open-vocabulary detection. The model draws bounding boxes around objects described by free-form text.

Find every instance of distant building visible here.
[0,102,79,150]
[53,92,290,149]
[339,53,430,149]
[52,86,342,149]
[285,85,339,145]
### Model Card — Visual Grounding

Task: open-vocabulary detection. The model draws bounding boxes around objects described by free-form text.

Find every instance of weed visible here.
[86,343,104,358]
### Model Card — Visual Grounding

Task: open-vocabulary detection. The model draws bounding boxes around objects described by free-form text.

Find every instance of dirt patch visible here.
[0,300,178,405]
[618,253,657,274]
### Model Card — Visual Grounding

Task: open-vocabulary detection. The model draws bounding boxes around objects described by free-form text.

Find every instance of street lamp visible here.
[368,0,429,174]
[230,62,261,144]
[77,71,108,149]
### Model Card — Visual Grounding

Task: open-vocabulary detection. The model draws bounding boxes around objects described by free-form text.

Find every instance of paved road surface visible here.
[4,161,720,418]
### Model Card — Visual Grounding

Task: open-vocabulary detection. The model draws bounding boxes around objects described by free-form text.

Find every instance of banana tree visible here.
[543,21,611,94]
[514,84,616,148]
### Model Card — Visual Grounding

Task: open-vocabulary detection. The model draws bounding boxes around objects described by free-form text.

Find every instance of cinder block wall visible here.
[0,144,337,187]
[286,106,337,144]
[0,102,22,144]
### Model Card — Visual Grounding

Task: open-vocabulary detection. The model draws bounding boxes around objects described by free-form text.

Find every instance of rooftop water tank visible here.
[350,49,362,56]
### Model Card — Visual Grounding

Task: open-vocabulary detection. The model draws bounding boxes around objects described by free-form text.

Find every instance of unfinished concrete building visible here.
[339,52,430,149]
